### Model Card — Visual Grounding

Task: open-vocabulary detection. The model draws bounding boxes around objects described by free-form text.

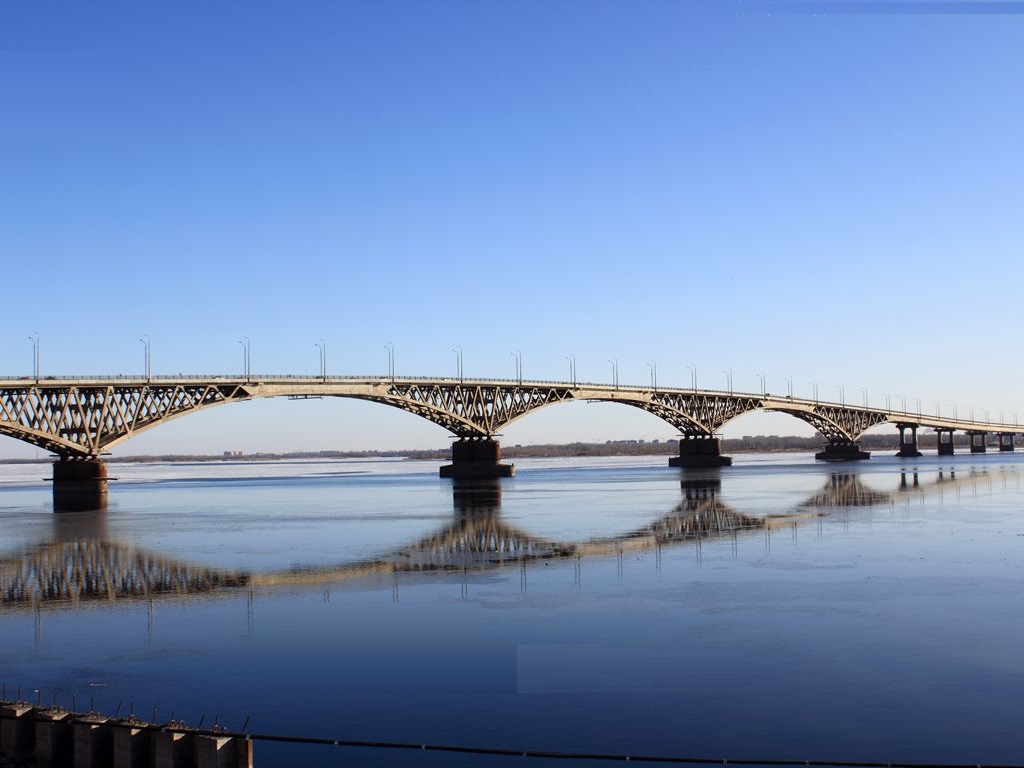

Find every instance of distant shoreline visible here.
[0,433,954,465]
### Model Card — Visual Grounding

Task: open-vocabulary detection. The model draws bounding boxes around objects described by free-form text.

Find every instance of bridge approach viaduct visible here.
[0,376,1018,511]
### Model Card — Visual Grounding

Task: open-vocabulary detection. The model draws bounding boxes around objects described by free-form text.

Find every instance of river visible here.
[2,451,1023,766]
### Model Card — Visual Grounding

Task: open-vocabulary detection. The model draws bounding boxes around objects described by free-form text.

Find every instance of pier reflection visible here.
[404,480,574,570]
[0,467,1001,609]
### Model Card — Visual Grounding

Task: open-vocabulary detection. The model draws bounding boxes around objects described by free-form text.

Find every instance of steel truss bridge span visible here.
[0,375,1017,458]
[0,375,1018,510]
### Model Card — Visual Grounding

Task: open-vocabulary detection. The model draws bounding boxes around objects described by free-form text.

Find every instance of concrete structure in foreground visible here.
[0,700,252,768]
[0,375,1018,510]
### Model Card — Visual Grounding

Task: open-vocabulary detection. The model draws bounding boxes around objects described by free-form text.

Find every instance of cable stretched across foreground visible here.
[45,720,1024,767]
[1,699,1019,768]
[246,729,1024,768]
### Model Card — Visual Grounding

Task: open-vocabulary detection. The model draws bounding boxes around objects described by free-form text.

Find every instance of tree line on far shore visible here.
[0,430,998,465]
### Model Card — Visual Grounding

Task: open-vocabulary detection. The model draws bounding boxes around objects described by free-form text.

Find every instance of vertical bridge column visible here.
[440,438,515,479]
[969,431,988,453]
[52,457,108,512]
[668,435,732,468]
[895,423,923,458]
[999,433,1015,452]
[935,428,955,456]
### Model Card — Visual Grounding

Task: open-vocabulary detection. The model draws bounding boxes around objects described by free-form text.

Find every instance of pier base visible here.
[35,709,74,768]
[152,730,192,768]
[895,424,923,458]
[52,458,108,512]
[815,443,870,462]
[74,716,113,768]
[669,436,732,468]
[440,438,515,479]
[1,703,34,761]
[194,734,253,768]
[999,434,1015,452]
[969,432,987,454]
[113,723,151,768]
[936,428,955,456]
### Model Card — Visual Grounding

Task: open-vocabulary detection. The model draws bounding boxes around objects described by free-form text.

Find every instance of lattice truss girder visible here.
[357,383,575,437]
[623,392,764,435]
[774,405,889,443]
[0,384,250,457]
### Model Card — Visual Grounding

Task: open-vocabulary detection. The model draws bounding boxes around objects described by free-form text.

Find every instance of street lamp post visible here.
[722,368,732,395]
[758,372,765,395]
[28,332,39,381]
[837,385,845,406]
[315,340,326,380]
[809,380,818,404]
[565,354,576,386]
[511,350,522,385]
[687,365,697,392]
[785,377,793,398]
[139,335,151,382]
[452,346,463,383]
[239,337,250,381]
[860,388,868,408]
[609,357,619,389]
[647,361,657,391]
[385,342,394,382]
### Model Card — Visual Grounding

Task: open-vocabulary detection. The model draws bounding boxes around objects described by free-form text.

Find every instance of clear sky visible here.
[2,0,1023,458]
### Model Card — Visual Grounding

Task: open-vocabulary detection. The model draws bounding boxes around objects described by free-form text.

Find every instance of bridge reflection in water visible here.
[0,468,990,609]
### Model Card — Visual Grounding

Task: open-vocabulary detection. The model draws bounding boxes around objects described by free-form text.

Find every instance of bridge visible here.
[0,375,1019,510]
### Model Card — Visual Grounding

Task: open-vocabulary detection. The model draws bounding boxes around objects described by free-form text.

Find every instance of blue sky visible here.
[2,1,1023,457]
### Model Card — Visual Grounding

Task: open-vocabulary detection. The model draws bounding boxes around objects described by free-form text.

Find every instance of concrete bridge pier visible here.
[895,424,923,458]
[440,438,515,479]
[999,433,1015,451]
[52,457,108,512]
[668,435,732,468]
[969,431,988,453]
[815,441,870,462]
[936,428,955,455]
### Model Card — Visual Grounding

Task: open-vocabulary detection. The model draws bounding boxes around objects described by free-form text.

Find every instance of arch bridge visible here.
[0,375,1018,511]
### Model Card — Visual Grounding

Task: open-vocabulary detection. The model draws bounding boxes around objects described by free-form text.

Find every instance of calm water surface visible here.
[2,452,1024,766]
